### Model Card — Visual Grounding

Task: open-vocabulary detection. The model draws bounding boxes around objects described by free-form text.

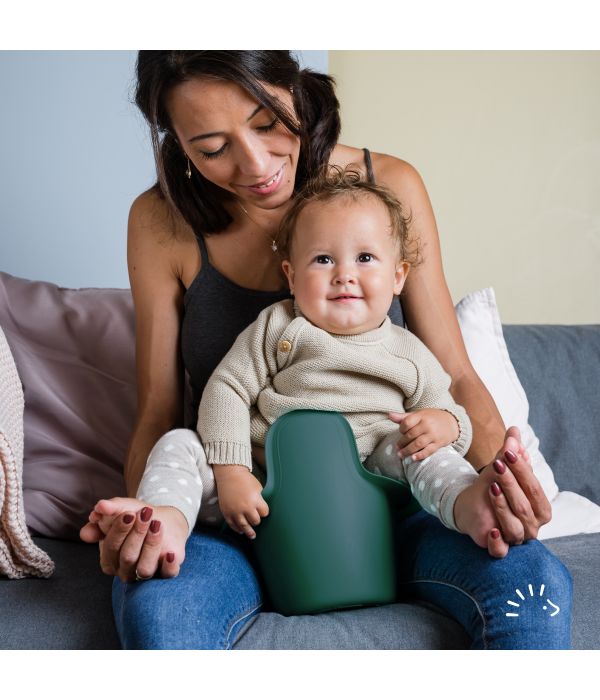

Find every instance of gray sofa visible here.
[1,321,599,649]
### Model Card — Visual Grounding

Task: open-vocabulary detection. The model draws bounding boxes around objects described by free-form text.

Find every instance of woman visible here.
[81,51,571,649]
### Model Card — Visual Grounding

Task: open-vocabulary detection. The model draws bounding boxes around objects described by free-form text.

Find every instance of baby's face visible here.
[281,195,409,335]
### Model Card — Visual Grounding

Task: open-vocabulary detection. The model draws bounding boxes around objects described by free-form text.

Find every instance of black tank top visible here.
[181,148,405,423]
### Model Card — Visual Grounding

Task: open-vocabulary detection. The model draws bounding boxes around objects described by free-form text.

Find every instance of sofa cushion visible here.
[455,288,559,501]
[1,534,595,649]
[0,272,132,539]
[504,324,600,505]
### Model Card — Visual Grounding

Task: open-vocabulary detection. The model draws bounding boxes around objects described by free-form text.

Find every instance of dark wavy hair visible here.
[134,51,341,235]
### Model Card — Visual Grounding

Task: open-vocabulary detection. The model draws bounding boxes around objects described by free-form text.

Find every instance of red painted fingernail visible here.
[491,528,500,539]
[493,459,506,475]
[504,450,518,464]
[123,513,134,525]
[140,506,153,522]
[490,482,502,496]
[150,519,161,534]
[166,552,175,564]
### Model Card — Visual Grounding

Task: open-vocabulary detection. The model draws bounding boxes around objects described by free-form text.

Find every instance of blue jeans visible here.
[395,509,573,649]
[112,527,262,650]
[112,510,573,649]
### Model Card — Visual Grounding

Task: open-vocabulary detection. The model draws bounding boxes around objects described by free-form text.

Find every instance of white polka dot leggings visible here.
[136,428,223,534]
[137,428,478,534]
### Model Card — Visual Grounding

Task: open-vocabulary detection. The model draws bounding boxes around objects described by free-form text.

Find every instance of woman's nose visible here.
[234,135,269,178]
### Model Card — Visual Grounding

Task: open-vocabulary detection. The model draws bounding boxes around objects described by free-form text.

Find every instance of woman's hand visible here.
[80,497,189,583]
[486,426,552,545]
[213,464,269,540]
[389,409,460,462]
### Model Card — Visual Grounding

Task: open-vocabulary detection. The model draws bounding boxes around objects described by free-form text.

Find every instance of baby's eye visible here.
[358,253,374,263]
[315,255,333,264]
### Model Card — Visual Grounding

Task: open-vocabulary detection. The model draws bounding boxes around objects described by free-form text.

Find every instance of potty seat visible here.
[252,410,421,615]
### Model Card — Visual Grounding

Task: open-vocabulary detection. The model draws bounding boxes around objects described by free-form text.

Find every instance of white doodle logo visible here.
[504,583,560,618]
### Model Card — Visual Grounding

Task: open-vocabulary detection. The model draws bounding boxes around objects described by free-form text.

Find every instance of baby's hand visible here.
[213,464,269,539]
[389,409,460,462]
[80,497,146,541]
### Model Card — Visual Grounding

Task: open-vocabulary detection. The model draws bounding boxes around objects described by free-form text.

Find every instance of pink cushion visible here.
[0,272,133,539]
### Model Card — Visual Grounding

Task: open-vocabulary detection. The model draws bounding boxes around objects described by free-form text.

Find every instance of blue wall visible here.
[0,50,328,288]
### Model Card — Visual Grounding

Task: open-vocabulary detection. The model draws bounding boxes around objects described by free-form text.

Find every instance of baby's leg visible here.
[136,428,224,534]
[365,433,478,531]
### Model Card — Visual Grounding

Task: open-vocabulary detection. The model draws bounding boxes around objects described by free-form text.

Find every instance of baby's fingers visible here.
[397,436,434,461]
[389,411,420,435]
[405,442,438,463]
[236,512,260,540]
[257,498,270,519]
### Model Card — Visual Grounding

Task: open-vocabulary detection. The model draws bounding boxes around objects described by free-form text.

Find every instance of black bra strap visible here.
[363,148,375,184]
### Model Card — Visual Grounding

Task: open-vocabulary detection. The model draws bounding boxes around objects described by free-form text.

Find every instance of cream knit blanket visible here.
[0,325,54,578]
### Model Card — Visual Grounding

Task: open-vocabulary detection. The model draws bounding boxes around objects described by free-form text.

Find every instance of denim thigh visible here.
[395,509,573,649]
[112,527,263,649]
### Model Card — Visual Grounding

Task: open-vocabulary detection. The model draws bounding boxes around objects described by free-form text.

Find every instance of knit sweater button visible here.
[278,340,292,352]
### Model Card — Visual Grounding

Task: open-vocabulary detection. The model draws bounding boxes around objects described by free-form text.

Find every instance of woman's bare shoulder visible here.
[331,145,425,194]
[128,188,200,288]
[129,188,193,246]
[369,151,425,193]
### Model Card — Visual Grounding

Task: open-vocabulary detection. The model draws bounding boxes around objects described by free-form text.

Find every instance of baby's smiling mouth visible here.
[329,295,363,301]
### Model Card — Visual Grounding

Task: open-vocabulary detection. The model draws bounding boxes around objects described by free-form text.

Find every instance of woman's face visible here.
[166,77,301,211]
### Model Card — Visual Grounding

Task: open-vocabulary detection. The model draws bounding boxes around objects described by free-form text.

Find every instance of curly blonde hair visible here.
[276,165,420,266]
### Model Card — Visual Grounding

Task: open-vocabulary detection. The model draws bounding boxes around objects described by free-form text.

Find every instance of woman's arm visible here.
[82,190,193,581]
[124,190,187,495]
[370,153,550,547]
[375,155,505,469]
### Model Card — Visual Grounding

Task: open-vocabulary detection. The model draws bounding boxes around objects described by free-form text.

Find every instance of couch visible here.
[1,272,599,649]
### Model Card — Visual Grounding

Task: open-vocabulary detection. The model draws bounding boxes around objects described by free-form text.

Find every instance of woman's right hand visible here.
[79,497,189,583]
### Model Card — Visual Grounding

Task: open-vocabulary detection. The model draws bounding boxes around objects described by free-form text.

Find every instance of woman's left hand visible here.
[486,426,552,545]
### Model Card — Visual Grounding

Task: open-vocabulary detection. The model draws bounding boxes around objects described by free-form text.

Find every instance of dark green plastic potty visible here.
[252,410,420,616]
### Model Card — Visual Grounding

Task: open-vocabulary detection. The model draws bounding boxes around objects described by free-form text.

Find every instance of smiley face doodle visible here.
[504,583,560,618]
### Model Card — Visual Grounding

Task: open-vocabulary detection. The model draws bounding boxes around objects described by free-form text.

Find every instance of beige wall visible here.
[329,51,600,324]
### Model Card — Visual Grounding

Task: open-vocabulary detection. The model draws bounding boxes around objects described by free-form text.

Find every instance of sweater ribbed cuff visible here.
[442,408,472,456]
[203,441,253,471]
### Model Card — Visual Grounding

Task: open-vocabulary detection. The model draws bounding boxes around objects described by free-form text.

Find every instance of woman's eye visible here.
[358,253,374,262]
[199,144,227,160]
[315,255,332,264]
[257,118,279,133]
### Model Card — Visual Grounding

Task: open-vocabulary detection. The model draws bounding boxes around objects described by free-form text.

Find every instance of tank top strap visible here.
[362,147,376,184]
[195,232,210,265]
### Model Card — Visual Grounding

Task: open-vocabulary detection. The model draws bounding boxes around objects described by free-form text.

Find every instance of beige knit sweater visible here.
[198,300,471,470]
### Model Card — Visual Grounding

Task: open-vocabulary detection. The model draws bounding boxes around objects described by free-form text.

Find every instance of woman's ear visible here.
[393,261,410,295]
[281,259,295,294]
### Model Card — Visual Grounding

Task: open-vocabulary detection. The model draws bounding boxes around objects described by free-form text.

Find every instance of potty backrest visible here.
[253,410,413,615]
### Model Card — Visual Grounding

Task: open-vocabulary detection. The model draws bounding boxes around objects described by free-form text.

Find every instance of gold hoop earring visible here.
[185,157,192,180]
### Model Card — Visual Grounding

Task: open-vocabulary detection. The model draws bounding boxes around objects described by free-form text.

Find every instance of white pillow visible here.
[455,287,600,540]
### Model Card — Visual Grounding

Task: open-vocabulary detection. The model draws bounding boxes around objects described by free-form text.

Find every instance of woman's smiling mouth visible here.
[240,165,285,196]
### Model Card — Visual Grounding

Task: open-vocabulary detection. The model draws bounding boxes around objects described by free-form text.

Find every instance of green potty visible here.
[252,409,421,616]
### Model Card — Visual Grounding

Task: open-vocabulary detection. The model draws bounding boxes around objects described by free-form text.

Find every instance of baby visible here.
[133,168,498,551]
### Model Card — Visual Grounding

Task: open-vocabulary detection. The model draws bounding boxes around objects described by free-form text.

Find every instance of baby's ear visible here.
[394,261,410,295]
[281,259,295,293]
